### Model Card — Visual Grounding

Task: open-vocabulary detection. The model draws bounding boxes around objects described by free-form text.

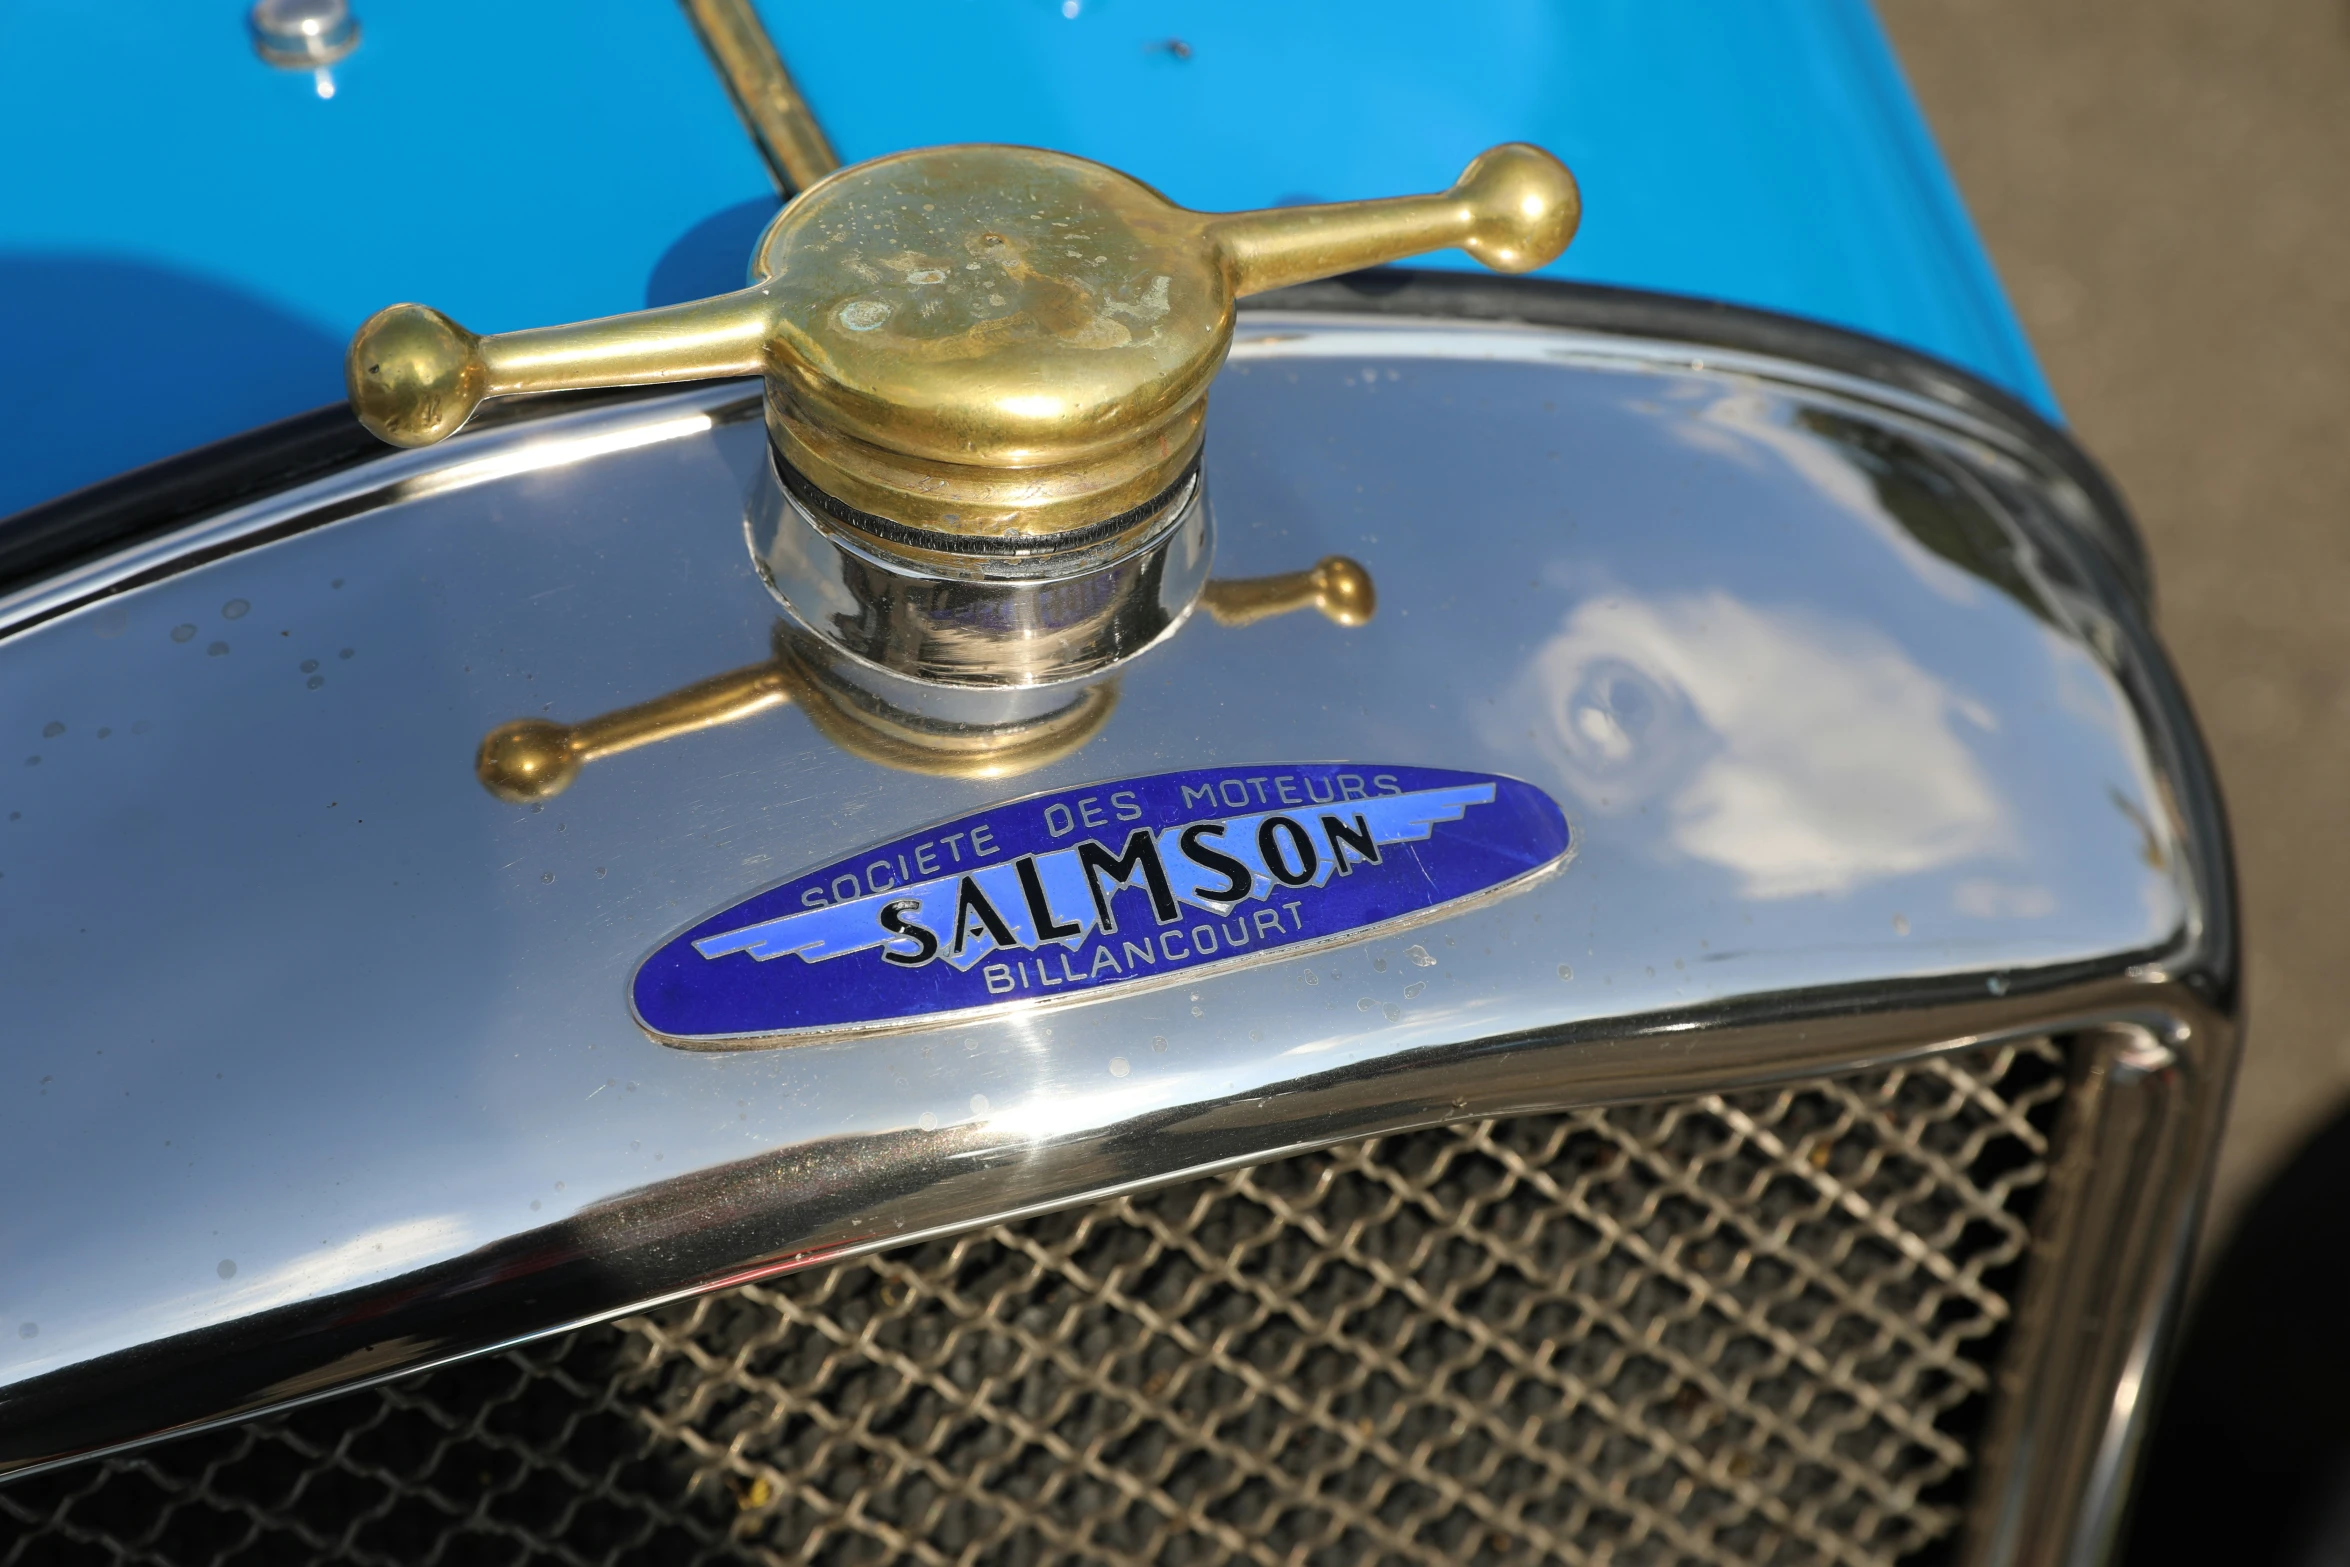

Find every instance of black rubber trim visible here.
[774,446,1203,558]
[1243,269,2152,608]
[0,404,378,600]
[0,382,752,602]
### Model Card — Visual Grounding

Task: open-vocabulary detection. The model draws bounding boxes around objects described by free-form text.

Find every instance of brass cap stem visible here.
[570,662,791,758]
[1200,557,1376,628]
[482,291,773,395]
[1210,146,1579,295]
[677,0,840,196]
[474,651,1129,796]
[477,662,789,802]
[349,290,773,449]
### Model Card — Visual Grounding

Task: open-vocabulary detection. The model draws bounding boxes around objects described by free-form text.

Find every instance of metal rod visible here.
[676,0,841,196]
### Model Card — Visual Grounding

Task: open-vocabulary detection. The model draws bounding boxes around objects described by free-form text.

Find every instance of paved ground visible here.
[1877,0,2350,1252]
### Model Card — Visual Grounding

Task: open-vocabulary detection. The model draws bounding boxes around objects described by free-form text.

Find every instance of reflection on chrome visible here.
[1499,590,2009,897]
[1956,878,2059,919]
[28,1214,477,1386]
[211,1214,476,1320]
[409,413,721,504]
[1684,388,2065,627]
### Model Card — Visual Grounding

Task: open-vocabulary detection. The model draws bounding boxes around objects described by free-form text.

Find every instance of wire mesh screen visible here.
[2,1037,2068,1567]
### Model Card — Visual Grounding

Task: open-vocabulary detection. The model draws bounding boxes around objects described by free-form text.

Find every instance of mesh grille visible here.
[2,1038,2068,1567]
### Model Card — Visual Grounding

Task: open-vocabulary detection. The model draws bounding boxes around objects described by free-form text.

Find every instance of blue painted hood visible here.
[0,0,2048,518]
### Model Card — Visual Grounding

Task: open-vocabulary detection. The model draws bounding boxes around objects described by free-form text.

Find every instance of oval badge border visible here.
[628,764,1575,1052]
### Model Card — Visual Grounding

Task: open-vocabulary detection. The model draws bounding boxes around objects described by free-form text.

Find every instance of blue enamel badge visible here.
[633,764,1570,1046]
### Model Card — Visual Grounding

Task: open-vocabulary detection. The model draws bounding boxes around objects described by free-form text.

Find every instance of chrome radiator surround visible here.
[0,277,2237,1567]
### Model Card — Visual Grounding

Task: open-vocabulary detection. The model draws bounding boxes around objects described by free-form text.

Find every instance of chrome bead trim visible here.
[0,388,763,643]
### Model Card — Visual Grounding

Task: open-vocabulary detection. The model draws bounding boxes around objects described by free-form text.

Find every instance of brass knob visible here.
[474,641,1119,798]
[476,550,1373,799]
[351,142,1578,538]
[476,663,791,802]
[1199,556,1377,629]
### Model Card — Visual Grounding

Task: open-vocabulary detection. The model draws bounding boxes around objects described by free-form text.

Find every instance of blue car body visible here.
[0,0,2048,520]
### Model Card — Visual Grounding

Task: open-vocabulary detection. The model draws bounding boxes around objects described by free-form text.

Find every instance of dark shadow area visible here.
[1796,407,2059,624]
[2128,1097,2350,1567]
[0,254,345,520]
[645,196,779,308]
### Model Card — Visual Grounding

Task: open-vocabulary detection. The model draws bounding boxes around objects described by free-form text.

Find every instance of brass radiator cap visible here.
[346,142,1579,538]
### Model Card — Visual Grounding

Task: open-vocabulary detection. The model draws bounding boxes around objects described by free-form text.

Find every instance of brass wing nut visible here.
[346,143,1579,541]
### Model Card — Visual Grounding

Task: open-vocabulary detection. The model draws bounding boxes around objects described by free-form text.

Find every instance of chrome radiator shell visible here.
[0,279,2235,1567]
